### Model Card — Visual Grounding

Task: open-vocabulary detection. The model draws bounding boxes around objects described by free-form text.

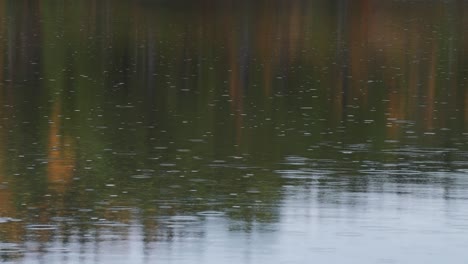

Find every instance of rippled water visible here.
[0,0,468,263]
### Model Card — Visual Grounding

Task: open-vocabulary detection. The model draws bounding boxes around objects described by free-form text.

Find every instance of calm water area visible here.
[1,0,468,263]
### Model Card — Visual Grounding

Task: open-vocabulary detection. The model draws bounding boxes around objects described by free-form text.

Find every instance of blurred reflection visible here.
[47,101,75,193]
[0,0,467,262]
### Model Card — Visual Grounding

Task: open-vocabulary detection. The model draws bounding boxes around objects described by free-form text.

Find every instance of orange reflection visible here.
[47,101,76,193]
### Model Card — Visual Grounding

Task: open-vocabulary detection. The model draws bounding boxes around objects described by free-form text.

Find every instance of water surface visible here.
[0,0,468,263]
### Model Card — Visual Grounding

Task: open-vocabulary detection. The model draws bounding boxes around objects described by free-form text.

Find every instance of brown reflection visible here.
[349,0,370,105]
[226,11,245,148]
[47,100,76,193]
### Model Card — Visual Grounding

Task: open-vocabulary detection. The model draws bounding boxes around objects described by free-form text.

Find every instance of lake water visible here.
[1,0,468,263]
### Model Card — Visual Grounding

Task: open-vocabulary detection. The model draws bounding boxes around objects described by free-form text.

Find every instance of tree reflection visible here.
[0,0,467,259]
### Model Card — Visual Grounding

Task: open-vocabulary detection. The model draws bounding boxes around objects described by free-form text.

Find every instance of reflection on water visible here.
[1,0,468,263]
